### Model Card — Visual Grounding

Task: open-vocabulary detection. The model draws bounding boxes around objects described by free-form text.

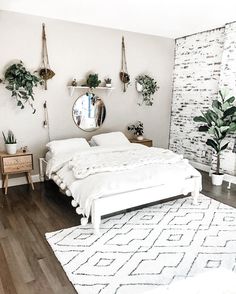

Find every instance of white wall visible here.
[0,10,175,177]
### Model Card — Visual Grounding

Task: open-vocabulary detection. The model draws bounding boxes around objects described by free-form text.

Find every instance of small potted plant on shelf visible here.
[135,75,159,106]
[71,78,78,87]
[2,130,17,155]
[86,73,101,89]
[127,121,144,140]
[194,90,236,186]
[104,78,112,88]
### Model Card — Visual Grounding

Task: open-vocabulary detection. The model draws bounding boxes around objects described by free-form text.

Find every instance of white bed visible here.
[40,133,202,234]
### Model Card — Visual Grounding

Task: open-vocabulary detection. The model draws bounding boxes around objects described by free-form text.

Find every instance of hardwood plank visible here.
[1,238,31,294]
[8,232,35,283]
[38,258,64,293]
[0,242,17,294]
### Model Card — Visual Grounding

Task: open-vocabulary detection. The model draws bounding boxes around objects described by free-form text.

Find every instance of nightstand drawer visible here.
[2,155,33,173]
[129,139,153,147]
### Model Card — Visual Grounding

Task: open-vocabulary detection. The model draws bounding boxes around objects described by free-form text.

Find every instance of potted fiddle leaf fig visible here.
[194,90,236,185]
[1,61,42,114]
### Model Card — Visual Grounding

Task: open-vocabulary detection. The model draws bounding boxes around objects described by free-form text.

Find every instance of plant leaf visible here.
[224,106,236,117]
[206,139,219,153]
[199,125,209,132]
[193,116,207,123]
[220,142,229,151]
[229,122,236,132]
[225,96,235,104]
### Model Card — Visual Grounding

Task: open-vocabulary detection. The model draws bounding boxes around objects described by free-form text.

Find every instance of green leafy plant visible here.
[193,90,236,175]
[86,74,101,89]
[2,61,41,113]
[127,121,144,136]
[136,75,159,106]
[2,130,17,144]
[104,78,112,84]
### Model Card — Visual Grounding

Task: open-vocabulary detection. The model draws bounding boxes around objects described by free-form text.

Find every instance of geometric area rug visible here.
[46,194,236,294]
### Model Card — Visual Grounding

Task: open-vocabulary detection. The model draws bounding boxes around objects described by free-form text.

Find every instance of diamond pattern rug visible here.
[46,194,236,294]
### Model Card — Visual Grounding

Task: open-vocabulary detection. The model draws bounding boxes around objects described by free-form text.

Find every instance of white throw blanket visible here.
[46,145,201,218]
[70,147,183,179]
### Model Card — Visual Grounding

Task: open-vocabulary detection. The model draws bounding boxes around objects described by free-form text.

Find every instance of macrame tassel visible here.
[60,182,66,190]
[56,178,62,185]
[52,174,58,181]
[71,200,78,207]
[65,189,72,197]
[76,207,84,215]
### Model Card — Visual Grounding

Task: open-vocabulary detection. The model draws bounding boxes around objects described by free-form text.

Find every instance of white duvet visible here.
[46,144,201,218]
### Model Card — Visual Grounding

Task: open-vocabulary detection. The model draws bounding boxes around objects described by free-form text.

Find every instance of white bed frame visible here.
[39,157,200,234]
[91,176,200,233]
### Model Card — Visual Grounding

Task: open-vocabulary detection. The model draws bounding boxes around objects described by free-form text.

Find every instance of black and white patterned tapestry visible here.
[46,195,236,294]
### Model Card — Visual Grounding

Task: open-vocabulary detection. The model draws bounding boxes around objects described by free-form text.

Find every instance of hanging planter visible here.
[39,23,55,90]
[1,61,41,113]
[135,75,159,106]
[120,36,130,92]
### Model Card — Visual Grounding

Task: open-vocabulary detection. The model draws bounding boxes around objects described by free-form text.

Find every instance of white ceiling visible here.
[1,0,236,38]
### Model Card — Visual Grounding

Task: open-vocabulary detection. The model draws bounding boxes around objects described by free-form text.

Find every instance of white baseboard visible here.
[0,174,40,188]
[189,160,236,185]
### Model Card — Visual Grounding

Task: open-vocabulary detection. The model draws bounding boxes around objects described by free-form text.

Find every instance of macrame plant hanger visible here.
[120,36,130,92]
[40,23,55,90]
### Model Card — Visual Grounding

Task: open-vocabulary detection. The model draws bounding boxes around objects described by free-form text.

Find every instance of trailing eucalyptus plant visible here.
[135,75,159,106]
[1,61,41,113]
[193,90,236,175]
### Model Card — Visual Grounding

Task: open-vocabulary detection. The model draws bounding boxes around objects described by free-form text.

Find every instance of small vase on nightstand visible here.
[136,135,144,141]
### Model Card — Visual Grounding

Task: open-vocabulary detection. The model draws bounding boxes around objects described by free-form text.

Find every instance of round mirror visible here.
[72,93,106,132]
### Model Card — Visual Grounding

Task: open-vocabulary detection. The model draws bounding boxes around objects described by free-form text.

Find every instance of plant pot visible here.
[137,135,144,141]
[212,173,224,186]
[5,143,17,155]
[106,83,112,88]
[136,82,143,93]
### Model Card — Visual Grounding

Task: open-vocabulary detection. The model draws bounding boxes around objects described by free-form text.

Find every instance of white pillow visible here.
[46,138,90,156]
[91,132,130,146]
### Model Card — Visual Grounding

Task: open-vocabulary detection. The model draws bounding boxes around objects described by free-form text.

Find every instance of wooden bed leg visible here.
[191,176,200,205]
[92,202,101,235]
[191,190,199,205]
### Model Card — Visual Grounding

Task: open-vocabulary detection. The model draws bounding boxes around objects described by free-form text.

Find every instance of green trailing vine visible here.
[136,75,159,106]
[1,61,42,113]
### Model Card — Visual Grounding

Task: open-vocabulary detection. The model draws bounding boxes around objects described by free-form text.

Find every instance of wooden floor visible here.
[0,171,235,294]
